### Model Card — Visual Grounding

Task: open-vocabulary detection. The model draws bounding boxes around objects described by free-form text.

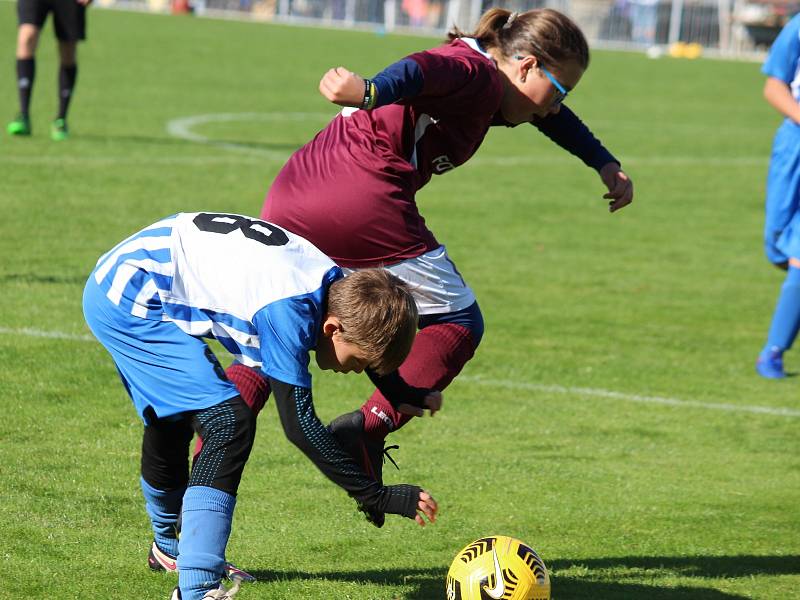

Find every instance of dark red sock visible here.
[193,364,271,460]
[361,323,476,440]
[226,363,272,414]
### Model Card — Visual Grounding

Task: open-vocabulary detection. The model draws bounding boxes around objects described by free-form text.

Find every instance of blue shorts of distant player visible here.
[82,277,239,423]
[765,120,800,264]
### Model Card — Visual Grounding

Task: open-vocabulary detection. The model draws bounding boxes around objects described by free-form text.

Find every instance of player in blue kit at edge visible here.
[756,13,800,378]
[82,212,438,600]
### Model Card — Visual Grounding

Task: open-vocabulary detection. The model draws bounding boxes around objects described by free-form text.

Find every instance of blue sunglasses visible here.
[514,56,569,105]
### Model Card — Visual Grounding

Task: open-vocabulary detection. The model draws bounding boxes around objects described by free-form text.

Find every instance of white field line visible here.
[0,326,96,342]
[0,155,267,166]
[0,153,768,168]
[459,375,800,418]
[0,112,768,167]
[160,112,768,167]
[165,112,333,161]
[3,325,798,419]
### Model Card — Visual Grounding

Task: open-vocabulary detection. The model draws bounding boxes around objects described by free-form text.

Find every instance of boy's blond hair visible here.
[327,269,418,375]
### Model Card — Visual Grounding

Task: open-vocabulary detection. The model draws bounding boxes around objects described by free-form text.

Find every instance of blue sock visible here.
[763,265,800,355]
[140,477,183,557]
[178,486,236,600]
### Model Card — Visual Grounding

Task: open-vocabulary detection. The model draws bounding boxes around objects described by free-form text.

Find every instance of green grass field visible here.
[1,4,799,598]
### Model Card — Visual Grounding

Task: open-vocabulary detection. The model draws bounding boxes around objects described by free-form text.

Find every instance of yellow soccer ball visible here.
[446,535,550,600]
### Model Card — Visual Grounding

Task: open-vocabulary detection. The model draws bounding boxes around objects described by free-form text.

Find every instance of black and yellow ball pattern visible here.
[446,535,550,600]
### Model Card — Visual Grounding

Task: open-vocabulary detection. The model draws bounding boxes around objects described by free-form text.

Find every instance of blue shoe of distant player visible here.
[756,348,786,379]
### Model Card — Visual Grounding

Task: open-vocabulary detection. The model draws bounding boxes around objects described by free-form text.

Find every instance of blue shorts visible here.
[82,278,239,422]
[765,120,800,264]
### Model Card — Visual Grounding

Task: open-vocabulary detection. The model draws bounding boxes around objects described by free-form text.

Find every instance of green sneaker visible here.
[7,114,31,136]
[51,118,69,141]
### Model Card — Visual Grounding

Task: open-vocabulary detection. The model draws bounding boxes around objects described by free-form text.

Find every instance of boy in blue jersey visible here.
[83,212,438,600]
[756,14,800,378]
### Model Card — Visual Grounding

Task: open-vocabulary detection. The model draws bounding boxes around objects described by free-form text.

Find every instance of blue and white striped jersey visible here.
[91,212,343,388]
[763,13,800,104]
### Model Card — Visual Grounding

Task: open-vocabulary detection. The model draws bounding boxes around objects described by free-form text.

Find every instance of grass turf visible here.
[1,4,798,598]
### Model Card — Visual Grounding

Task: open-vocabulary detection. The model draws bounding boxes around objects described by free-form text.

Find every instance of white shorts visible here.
[343,246,475,316]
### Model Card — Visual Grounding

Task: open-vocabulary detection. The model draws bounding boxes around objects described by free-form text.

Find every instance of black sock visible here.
[16,58,35,118]
[57,64,78,120]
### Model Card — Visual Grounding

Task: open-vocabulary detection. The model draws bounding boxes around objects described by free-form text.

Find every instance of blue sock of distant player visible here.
[57,65,77,120]
[140,477,183,557]
[178,486,235,600]
[762,264,800,356]
[16,58,35,118]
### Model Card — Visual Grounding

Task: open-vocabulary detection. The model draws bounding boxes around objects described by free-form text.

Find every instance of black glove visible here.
[357,484,421,528]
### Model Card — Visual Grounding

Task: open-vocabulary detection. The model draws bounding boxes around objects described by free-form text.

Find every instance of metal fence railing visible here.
[97,0,800,56]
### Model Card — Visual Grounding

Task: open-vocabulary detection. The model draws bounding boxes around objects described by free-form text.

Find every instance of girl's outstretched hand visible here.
[319,67,366,107]
[599,162,634,213]
[415,490,438,527]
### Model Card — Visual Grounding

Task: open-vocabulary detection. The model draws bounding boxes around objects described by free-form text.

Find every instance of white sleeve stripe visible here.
[131,278,159,318]
[103,258,173,307]
[168,318,214,336]
[212,324,261,349]
[105,263,140,306]
[236,355,261,368]
[94,216,177,268]
[94,236,173,283]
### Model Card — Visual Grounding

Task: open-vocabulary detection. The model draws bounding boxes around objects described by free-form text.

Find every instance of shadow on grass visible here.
[549,554,800,579]
[246,553,799,599]
[548,580,747,599]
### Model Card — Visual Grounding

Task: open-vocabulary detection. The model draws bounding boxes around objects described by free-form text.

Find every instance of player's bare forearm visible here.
[599,162,634,213]
[764,78,800,124]
[319,67,366,107]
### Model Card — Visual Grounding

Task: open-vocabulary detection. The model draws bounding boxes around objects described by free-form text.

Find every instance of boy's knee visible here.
[191,397,256,495]
[141,413,194,490]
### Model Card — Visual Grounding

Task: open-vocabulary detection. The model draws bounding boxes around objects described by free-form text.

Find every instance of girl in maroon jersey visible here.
[225,7,634,525]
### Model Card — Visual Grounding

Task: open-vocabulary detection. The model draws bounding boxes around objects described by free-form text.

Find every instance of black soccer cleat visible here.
[328,409,400,528]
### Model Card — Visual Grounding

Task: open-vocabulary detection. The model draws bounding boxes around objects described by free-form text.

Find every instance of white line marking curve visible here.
[4,326,797,419]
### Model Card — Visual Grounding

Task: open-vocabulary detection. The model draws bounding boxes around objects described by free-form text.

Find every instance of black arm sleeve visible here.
[269,378,421,518]
[531,105,619,172]
[366,368,431,409]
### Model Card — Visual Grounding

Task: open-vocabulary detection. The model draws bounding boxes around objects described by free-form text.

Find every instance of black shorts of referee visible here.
[17,0,87,42]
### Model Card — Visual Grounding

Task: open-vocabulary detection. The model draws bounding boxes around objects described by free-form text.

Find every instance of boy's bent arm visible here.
[269,378,428,521]
[764,77,800,124]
